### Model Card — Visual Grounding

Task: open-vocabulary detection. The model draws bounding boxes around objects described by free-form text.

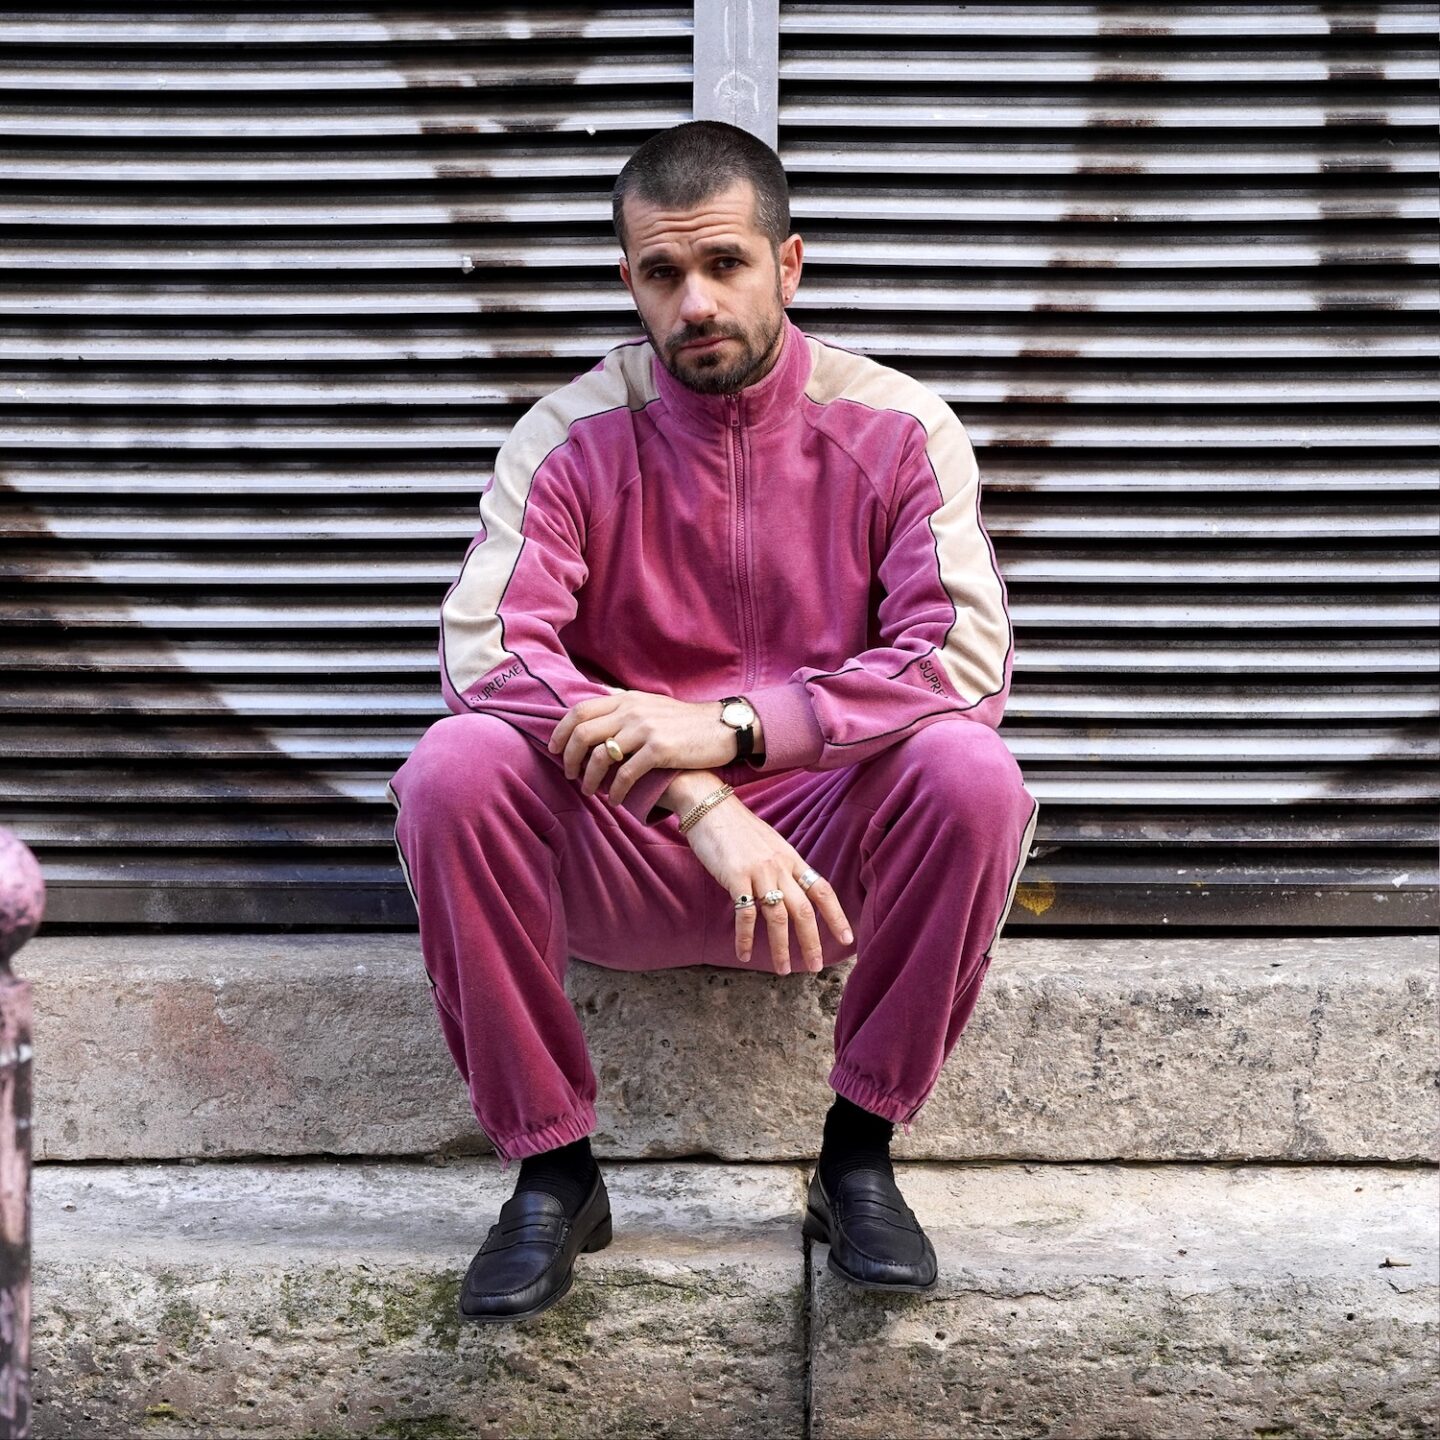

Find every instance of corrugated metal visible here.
[778,1,1439,926]
[0,4,695,927]
[2,3,1436,929]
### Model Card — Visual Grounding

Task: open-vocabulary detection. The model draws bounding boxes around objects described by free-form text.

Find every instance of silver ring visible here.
[797,867,822,891]
[603,737,625,763]
[733,893,755,911]
[761,888,784,906]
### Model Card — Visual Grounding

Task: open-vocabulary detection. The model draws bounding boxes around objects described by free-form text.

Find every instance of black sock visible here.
[818,1092,895,1189]
[515,1134,598,1216]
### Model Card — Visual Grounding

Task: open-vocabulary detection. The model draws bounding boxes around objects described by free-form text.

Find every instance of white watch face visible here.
[721,700,755,728]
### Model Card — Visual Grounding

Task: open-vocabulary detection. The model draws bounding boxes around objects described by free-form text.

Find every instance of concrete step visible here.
[31,1158,1438,1439]
[22,933,1438,1164]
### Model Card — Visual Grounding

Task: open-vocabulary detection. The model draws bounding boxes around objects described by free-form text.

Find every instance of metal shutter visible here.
[1,6,693,925]
[4,5,1436,930]
[777,3,1439,926]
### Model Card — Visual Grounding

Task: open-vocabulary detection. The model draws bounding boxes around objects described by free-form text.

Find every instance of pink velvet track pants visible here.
[387,712,1038,1168]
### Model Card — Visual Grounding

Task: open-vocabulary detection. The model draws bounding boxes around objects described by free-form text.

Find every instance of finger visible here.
[559,702,621,778]
[733,893,757,964]
[547,712,575,755]
[783,874,824,974]
[562,718,608,780]
[758,878,793,975]
[578,740,615,797]
[798,871,854,947]
[548,697,602,758]
[606,742,651,807]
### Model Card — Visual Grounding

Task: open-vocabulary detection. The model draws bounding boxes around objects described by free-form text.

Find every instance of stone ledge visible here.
[19,933,1439,1163]
[30,1159,807,1440]
[30,1159,1438,1439]
[809,1162,1440,1440]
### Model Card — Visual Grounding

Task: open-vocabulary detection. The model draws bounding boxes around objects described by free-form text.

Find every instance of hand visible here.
[548,691,745,806]
[679,794,854,976]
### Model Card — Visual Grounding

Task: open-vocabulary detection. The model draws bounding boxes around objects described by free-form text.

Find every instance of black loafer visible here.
[802,1162,938,1292]
[458,1169,613,1324]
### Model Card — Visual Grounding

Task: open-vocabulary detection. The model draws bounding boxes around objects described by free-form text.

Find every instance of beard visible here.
[641,286,786,396]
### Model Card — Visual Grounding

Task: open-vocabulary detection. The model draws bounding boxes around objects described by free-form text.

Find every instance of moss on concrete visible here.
[157,1294,205,1351]
[376,1416,472,1440]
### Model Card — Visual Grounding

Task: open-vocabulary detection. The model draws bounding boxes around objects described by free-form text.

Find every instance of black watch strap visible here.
[719,695,755,761]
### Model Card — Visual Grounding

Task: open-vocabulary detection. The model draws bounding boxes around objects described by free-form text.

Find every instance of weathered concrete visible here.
[809,1162,1440,1440]
[30,1158,1438,1439]
[30,1159,807,1439]
[20,933,1439,1163]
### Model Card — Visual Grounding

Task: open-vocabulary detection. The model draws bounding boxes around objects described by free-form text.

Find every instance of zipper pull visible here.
[727,395,740,427]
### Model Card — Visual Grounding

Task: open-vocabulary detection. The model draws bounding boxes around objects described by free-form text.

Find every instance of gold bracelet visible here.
[677,783,735,834]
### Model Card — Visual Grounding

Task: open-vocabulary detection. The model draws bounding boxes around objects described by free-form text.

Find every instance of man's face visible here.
[618,179,804,395]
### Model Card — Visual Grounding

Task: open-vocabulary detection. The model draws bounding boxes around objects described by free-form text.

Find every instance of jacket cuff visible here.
[608,763,681,826]
[743,681,825,771]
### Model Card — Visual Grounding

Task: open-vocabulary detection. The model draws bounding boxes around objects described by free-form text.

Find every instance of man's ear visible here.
[618,252,634,298]
[778,232,804,306]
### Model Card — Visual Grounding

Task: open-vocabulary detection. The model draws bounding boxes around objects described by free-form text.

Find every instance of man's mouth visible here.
[677,334,730,353]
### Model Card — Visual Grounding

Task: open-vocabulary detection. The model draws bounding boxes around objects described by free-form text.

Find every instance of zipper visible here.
[728,395,758,690]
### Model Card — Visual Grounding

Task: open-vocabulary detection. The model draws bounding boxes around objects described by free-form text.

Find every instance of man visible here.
[386,120,1038,1323]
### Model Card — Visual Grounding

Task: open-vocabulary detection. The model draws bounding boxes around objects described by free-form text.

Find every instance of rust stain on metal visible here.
[1317,247,1408,265]
[1014,879,1057,917]
[1001,391,1073,407]
[1085,111,1159,130]
[1097,18,1172,39]
[1058,210,1133,223]
[1329,64,1386,83]
[1017,345,1079,360]
[1324,110,1389,127]
[1094,68,1164,85]
[1077,161,1145,175]
[1317,292,1401,311]
[988,431,1055,449]
[1326,15,1378,37]
[1319,155,1394,174]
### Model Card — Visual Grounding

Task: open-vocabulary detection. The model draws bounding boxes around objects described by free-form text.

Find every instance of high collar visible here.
[650,315,812,435]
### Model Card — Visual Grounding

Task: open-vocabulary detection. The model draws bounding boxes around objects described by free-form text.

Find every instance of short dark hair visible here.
[611,120,791,253]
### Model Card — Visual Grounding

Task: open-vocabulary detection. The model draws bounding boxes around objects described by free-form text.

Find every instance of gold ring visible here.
[603,737,625,763]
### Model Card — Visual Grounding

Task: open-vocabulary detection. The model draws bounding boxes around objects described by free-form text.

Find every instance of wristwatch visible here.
[718,695,763,764]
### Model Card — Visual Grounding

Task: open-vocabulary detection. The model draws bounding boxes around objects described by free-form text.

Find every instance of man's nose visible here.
[678,275,717,325]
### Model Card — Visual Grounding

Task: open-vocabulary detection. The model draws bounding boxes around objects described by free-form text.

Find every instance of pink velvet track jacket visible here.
[437,315,1014,827]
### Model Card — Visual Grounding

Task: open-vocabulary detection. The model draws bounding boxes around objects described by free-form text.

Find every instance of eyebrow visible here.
[638,239,749,269]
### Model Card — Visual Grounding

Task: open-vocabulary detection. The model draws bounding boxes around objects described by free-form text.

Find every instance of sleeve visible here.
[742,405,1013,773]
[437,406,682,827]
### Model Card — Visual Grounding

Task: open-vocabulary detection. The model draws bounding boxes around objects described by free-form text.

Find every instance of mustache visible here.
[669,322,744,350]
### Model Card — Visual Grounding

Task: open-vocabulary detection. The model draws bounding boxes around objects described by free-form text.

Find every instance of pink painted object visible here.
[0,830,43,967]
[0,826,38,1439]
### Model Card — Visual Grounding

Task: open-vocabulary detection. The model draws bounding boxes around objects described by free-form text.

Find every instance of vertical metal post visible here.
[0,830,40,1440]
[692,0,780,150]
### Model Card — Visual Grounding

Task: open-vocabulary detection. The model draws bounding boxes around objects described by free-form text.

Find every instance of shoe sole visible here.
[458,1208,614,1325]
[802,1205,938,1294]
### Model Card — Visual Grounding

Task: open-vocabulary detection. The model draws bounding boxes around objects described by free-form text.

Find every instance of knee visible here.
[390,712,540,821]
[897,719,1031,832]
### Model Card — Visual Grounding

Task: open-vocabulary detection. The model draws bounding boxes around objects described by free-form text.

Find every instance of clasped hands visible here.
[546,689,739,806]
[546,689,855,974]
